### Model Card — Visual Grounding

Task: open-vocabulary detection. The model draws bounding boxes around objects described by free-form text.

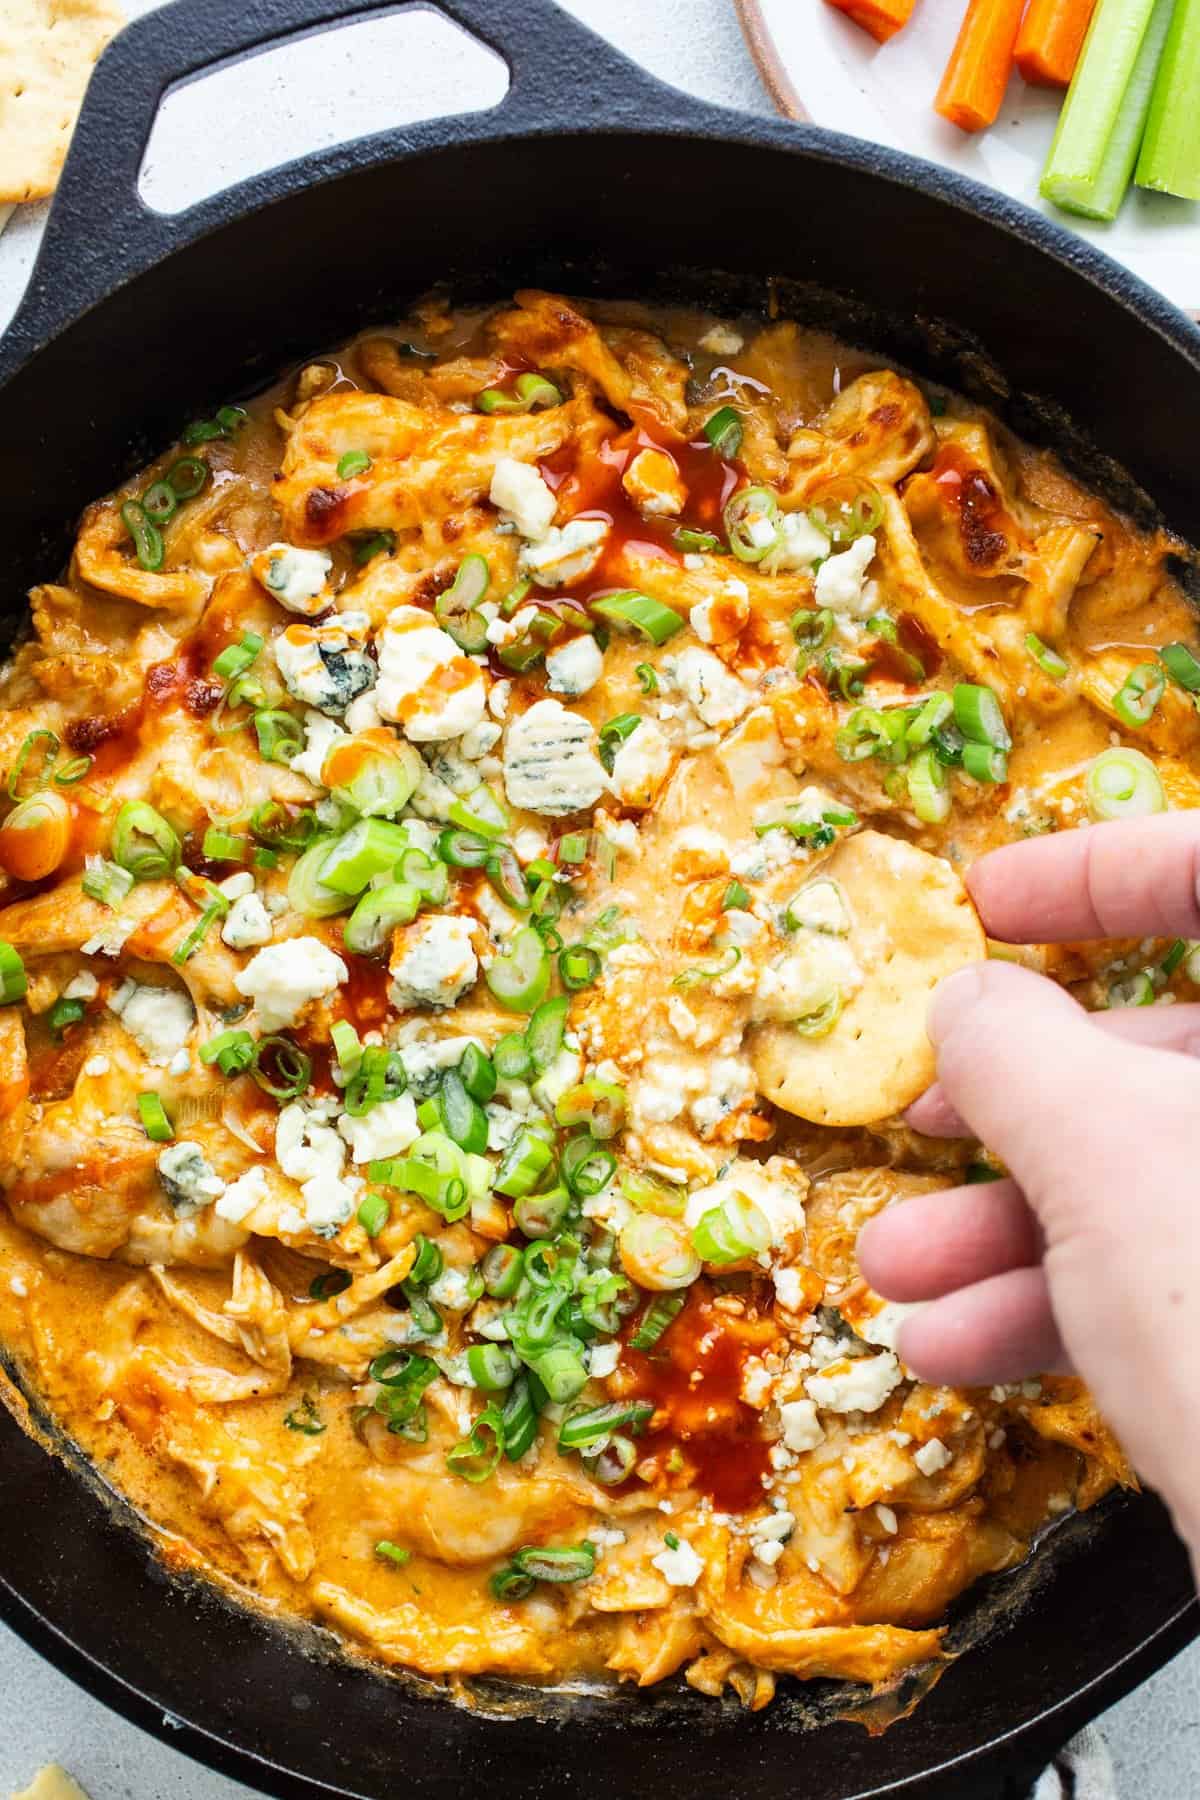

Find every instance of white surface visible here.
[0,0,1198,1794]
[748,0,1200,314]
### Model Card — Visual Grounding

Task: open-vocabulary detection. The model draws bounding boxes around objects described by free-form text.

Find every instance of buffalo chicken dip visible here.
[3,290,1189,1707]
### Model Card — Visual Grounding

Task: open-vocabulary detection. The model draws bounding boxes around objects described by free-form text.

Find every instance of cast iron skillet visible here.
[0,1,1197,1794]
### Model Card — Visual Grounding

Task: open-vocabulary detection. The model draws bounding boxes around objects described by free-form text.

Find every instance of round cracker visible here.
[749,830,985,1127]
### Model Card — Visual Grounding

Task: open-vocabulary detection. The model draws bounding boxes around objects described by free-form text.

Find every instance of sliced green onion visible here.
[794,990,843,1038]
[287,838,352,918]
[442,1050,490,1113]
[722,880,750,912]
[141,480,177,526]
[446,1406,505,1483]
[962,742,1009,783]
[353,530,395,565]
[672,947,740,989]
[702,406,743,458]
[202,828,249,863]
[558,1401,652,1451]
[792,608,835,656]
[527,1343,588,1405]
[635,661,660,693]
[906,747,952,825]
[330,1019,362,1078]
[251,1035,312,1101]
[137,1091,173,1142]
[284,1395,326,1435]
[310,1268,352,1300]
[486,926,551,1014]
[48,996,86,1037]
[558,944,601,991]
[478,372,563,414]
[199,1027,255,1076]
[253,709,305,764]
[251,801,320,852]
[213,632,264,681]
[724,485,782,563]
[1085,746,1166,819]
[437,827,493,869]
[1160,641,1200,693]
[82,858,134,908]
[691,1192,772,1265]
[121,500,164,571]
[374,1540,411,1567]
[1108,970,1156,1008]
[345,1045,407,1117]
[397,846,450,906]
[952,683,1011,750]
[53,754,92,787]
[493,1033,533,1081]
[0,942,28,1005]
[1112,662,1165,729]
[1161,938,1188,978]
[589,591,685,646]
[525,997,568,1074]
[555,1078,625,1140]
[467,1345,517,1391]
[597,713,641,775]
[499,1373,538,1461]
[560,1135,617,1198]
[447,785,508,840]
[904,692,954,751]
[673,527,722,554]
[513,1184,572,1240]
[439,1069,489,1154]
[167,456,208,499]
[337,450,372,479]
[172,900,225,965]
[353,1191,388,1238]
[486,845,531,912]
[112,800,181,880]
[1025,632,1070,681]
[343,881,420,955]
[328,741,421,818]
[494,1127,555,1199]
[630,1294,685,1351]
[809,486,882,549]
[482,1243,524,1299]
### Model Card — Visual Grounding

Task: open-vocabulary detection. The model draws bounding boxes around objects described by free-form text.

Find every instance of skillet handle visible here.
[5,0,697,364]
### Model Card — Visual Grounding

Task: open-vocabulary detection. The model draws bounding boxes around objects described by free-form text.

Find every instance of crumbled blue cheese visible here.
[215,1164,271,1224]
[689,1056,755,1137]
[609,717,672,808]
[490,458,558,541]
[650,1536,704,1587]
[345,690,384,733]
[337,1093,419,1163]
[107,981,194,1065]
[914,1437,952,1477]
[813,534,877,617]
[219,870,256,901]
[274,613,376,714]
[805,1352,902,1414]
[252,543,333,615]
[531,1045,582,1114]
[157,1141,225,1213]
[545,634,604,697]
[376,605,486,741]
[460,719,503,760]
[395,1031,481,1092]
[389,915,478,1010]
[753,934,861,1024]
[858,1300,920,1356]
[764,510,830,574]
[62,971,99,1002]
[699,323,744,355]
[589,1341,621,1378]
[428,1267,476,1312]
[276,1102,362,1236]
[785,877,850,936]
[233,936,348,1030]
[664,648,752,729]
[778,1398,825,1453]
[685,1158,807,1249]
[221,891,273,949]
[502,698,608,816]
[290,710,347,786]
[519,519,608,588]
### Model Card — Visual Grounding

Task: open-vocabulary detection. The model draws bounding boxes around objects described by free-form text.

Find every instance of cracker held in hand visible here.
[0,0,124,203]
[750,829,985,1127]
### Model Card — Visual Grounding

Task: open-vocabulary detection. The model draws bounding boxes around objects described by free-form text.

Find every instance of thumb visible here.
[912,960,1200,1525]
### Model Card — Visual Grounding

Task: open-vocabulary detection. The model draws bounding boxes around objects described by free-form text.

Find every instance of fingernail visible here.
[928,964,986,1046]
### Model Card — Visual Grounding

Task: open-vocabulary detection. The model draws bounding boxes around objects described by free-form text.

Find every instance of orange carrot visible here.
[823,0,918,46]
[935,0,1028,131]
[1014,0,1097,85]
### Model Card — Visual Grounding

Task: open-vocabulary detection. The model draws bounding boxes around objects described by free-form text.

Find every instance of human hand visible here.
[856,813,1200,1550]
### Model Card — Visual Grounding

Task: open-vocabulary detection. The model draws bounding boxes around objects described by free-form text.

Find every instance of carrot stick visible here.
[935,0,1028,131]
[1015,0,1098,84]
[823,0,919,46]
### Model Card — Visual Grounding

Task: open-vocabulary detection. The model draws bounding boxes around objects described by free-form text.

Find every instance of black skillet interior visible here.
[0,0,1197,1794]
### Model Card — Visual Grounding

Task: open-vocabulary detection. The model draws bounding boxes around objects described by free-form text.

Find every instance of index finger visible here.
[968,813,1200,944]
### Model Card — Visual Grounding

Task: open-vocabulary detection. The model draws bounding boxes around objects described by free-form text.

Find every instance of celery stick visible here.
[1050,0,1174,220]
[1040,0,1157,211]
[1137,0,1200,198]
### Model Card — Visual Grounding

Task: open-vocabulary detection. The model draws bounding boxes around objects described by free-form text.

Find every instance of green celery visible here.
[1137,0,1200,199]
[1040,0,1158,215]
[1055,0,1174,219]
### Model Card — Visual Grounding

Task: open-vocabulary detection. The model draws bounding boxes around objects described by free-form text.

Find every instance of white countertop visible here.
[0,0,1197,1792]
